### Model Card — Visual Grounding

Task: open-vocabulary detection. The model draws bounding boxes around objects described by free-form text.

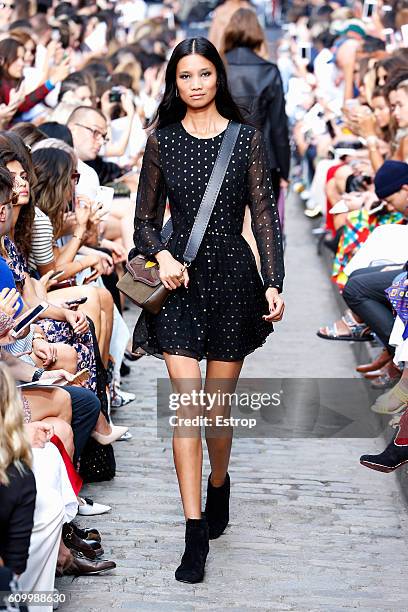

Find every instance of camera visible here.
[109,87,122,103]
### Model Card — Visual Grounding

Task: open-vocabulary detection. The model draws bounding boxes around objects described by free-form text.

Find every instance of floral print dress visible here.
[3,236,97,391]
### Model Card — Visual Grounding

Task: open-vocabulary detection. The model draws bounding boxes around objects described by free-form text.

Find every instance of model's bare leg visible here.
[163,352,203,519]
[204,360,243,485]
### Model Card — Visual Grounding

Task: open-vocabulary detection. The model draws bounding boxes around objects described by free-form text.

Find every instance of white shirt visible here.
[77,158,100,201]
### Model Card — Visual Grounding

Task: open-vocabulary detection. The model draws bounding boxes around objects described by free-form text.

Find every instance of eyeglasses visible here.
[1,193,19,208]
[74,123,109,143]
[71,172,80,184]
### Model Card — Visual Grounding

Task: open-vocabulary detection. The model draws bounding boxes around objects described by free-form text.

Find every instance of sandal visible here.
[371,362,402,390]
[317,310,374,342]
[370,383,408,414]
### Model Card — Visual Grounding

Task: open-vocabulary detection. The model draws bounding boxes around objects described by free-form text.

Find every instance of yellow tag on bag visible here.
[145,261,157,269]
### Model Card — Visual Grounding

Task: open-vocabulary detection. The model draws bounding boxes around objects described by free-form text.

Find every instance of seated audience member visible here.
[0,161,126,446]
[0,363,36,580]
[0,38,70,125]
[318,160,408,383]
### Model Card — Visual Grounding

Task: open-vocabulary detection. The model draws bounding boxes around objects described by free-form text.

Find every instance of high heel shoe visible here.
[175,518,209,584]
[91,424,129,445]
[360,408,408,472]
[356,348,392,373]
[204,472,230,539]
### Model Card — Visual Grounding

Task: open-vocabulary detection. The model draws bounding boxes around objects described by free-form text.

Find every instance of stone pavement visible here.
[58,195,408,611]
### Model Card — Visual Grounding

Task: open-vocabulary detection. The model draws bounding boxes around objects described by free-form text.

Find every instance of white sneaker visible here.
[77,497,111,516]
[111,389,136,407]
[117,389,136,402]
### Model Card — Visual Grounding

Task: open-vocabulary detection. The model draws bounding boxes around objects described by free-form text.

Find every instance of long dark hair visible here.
[151,37,244,130]
[0,132,36,261]
[0,38,24,83]
[32,148,74,239]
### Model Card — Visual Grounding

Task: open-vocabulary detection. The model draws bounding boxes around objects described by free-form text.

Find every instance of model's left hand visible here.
[263,288,285,322]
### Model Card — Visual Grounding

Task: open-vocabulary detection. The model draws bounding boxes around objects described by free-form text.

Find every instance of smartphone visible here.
[383,28,395,49]
[65,297,88,306]
[51,29,60,42]
[71,368,90,385]
[109,87,122,103]
[50,270,65,280]
[10,302,49,338]
[326,119,336,139]
[363,0,376,20]
[299,43,312,62]
[96,185,114,218]
[401,24,408,46]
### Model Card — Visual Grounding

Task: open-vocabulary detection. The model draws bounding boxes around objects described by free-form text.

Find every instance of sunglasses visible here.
[71,172,80,184]
[1,192,19,207]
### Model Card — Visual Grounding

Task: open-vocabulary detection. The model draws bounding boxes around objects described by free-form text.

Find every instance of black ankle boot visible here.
[205,472,230,539]
[175,518,209,583]
[360,434,408,473]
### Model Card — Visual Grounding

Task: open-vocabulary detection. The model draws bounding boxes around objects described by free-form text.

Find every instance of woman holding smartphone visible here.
[132,38,284,583]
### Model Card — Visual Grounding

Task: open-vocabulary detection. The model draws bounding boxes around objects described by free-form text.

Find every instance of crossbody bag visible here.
[117,121,241,314]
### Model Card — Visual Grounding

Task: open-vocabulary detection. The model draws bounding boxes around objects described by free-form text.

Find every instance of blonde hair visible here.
[0,363,32,486]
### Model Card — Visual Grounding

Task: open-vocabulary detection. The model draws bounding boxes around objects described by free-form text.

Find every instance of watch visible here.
[31,368,45,382]
[32,333,45,342]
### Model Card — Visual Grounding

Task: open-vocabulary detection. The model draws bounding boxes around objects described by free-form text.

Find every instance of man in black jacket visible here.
[224,13,290,200]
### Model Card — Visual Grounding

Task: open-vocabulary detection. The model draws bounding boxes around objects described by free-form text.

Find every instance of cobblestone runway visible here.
[59,194,408,611]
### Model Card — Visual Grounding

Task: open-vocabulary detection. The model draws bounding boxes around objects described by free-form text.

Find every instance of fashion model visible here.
[131,37,285,583]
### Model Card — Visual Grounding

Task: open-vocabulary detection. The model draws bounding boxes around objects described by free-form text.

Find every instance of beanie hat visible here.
[374,160,408,199]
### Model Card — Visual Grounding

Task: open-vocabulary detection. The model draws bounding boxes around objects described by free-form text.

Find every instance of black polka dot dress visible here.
[131,122,284,361]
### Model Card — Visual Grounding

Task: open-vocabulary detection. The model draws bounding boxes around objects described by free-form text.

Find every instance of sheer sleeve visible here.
[247,130,285,293]
[132,132,168,259]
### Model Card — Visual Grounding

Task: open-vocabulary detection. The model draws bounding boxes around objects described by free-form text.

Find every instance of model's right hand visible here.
[155,250,189,290]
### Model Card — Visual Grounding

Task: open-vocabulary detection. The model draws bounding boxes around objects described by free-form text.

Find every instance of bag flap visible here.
[126,255,162,287]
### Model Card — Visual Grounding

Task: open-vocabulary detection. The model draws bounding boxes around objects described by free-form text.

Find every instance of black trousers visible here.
[342,265,404,354]
[62,386,100,463]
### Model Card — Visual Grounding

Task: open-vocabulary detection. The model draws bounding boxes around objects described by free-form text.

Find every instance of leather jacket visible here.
[225,47,290,180]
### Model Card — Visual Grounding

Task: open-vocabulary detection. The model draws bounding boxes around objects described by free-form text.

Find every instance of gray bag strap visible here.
[159,121,241,265]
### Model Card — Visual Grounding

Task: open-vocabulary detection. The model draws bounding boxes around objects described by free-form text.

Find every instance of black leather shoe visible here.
[205,472,230,539]
[63,551,116,576]
[70,522,101,543]
[62,524,104,560]
[175,518,209,584]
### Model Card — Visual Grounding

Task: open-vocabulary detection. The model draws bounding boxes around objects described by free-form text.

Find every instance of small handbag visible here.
[385,265,408,340]
[79,438,116,483]
[117,122,241,314]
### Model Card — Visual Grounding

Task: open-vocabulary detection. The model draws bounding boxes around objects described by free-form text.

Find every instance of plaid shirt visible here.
[332,208,405,291]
